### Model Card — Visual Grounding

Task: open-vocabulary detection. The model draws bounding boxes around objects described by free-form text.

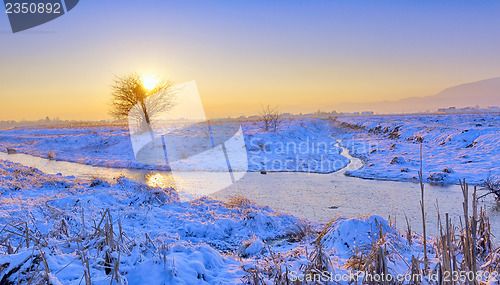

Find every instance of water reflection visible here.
[1,151,498,238]
[146,173,175,188]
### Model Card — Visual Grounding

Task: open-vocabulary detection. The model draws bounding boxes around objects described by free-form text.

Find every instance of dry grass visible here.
[286,222,315,243]
[0,209,132,284]
[345,221,393,285]
[241,247,296,285]
[227,195,256,209]
[302,236,334,277]
[429,180,498,285]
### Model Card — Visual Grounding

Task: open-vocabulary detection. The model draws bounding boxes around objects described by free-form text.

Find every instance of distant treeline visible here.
[0,117,121,129]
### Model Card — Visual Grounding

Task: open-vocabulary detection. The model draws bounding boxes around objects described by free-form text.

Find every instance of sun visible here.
[141,74,158,91]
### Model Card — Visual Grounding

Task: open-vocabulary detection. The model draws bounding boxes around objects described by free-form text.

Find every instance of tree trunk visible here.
[140,99,155,140]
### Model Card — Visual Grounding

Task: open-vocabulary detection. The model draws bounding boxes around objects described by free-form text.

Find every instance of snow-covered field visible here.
[0,125,147,169]
[0,160,301,284]
[1,160,498,284]
[335,113,500,185]
[0,118,348,174]
[1,114,497,184]
[1,115,499,284]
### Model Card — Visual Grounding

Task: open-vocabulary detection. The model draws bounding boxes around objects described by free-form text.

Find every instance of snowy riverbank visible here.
[334,113,500,185]
[0,118,349,174]
[1,160,498,284]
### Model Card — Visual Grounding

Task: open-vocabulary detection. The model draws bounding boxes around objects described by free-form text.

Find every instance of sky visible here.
[1,0,500,120]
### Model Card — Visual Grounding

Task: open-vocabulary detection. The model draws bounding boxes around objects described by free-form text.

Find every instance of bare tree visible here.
[109,73,175,135]
[479,173,500,202]
[259,104,280,132]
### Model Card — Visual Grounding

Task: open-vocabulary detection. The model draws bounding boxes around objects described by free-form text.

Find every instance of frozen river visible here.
[1,142,498,238]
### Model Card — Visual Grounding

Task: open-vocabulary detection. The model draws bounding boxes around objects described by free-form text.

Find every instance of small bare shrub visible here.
[481,173,500,202]
[259,105,280,132]
[46,151,56,160]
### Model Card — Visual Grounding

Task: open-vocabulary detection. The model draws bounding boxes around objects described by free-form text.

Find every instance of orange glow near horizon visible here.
[2,1,500,121]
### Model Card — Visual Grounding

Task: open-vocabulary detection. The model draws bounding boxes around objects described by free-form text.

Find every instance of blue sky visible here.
[1,0,500,120]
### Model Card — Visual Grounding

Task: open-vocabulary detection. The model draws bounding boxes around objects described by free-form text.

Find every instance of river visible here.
[0,142,498,238]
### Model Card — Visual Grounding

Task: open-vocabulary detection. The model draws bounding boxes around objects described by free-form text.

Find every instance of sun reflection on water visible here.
[146,172,176,188]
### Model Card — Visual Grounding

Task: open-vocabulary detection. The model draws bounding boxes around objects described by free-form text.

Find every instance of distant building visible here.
[437,106,500,114]
[438,107,457,114]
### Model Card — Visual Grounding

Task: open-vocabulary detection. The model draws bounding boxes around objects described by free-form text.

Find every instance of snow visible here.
[320,215,403,255]
[0,126,151,169]
[244,118,349,173]
[0,118,349,174]
[334,113,500,185]
[0,159,497,283]
[1,115,499,283]
[0,160,304,284]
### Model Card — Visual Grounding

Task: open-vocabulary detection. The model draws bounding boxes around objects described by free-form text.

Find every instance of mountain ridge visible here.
[330,77,500,113]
